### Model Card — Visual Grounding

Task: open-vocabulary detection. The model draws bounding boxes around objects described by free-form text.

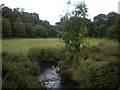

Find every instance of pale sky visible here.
[1,0,119,25]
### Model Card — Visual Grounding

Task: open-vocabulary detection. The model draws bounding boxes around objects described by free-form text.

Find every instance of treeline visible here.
[2,5,57,38]
[56,12,120,41]
[2,5,120,41]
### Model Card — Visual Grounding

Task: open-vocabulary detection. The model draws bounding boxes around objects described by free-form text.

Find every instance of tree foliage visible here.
[2,6,56,38]
[12,22,26,37]
[2,18,12,38]
[34,25,48,37]
[24,23,35,37]
[62,17,87,52]
[72,1,88,18]
[106,12,120,41]
[2,5,119,42]
[85,12,120,41]
[60,1,88,52]
[92,14,107,38]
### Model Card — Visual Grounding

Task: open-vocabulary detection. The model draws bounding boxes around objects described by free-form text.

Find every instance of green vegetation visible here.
[2,1,119,89]
[59,40,119,88]
[2,3,120,42]
[2,18,12,38]
[2,38,119,88]
[2,51,43,88]
[2,38,107,54]
[2,38,62,54]
[2,6,57,38]
[61,17,88,52]
[28,47,65,63]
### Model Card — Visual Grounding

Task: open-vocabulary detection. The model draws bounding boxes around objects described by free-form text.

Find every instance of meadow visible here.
[2,38,63,54]
[2,38,107,54]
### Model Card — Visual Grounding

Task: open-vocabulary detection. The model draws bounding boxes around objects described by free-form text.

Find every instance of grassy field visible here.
[2,38,63,54]
[2,38,109,54]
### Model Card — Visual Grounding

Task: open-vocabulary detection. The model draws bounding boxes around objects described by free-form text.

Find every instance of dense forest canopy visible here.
[2,5,57,38]
[2,5,120,42]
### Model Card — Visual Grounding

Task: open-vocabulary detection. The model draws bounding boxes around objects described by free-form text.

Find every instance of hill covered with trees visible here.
[2,5,57,38]
[2,5,120,42]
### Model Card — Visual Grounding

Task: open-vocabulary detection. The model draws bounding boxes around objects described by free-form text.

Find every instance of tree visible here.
[49,26,57,37]
[2,18,12,38]
[12,22,26,37]
[61,1,88,52]
[62,17,87,52]
[24,23,35,37]
[2,6,14,22]
[2,5,56,38]
[72,1,88,18]
[13,8,21,22]
[31,13,39,24]
[80,18,93,37]
[2,6,12,19]
[42,20,52,37]
[34,25,48,37]
[92,14,107,37]
[106,12,120,40]
[107,25,118,39]
[21,12,32,22]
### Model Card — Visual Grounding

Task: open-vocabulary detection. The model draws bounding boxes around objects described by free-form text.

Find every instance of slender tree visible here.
[61,1,88,53]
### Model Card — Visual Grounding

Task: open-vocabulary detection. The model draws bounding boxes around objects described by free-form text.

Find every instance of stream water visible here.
[39,62,79,89]
[39,66,61,89]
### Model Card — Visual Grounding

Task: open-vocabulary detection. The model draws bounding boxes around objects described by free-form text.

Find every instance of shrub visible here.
[70,60,120,88]
[89,61,120,88]
[2,51,42,88]
[60,40,119,88]
[28,47,66,63]
[71,60,107,88]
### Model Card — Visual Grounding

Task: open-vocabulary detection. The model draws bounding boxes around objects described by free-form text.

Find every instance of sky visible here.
[1,0,119,25]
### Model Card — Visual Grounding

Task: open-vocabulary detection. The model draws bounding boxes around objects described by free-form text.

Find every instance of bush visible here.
[2,51,42,88]
[60,40,119,88]
[28,47,66,63]
[89,61,120,88]
[70,60,120,88]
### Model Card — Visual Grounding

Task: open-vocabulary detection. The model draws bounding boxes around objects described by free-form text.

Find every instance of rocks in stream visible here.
[52,66,60,72]
[40,66,61,89]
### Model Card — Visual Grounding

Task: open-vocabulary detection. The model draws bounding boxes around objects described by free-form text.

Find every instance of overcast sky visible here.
[1,0,119,25]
